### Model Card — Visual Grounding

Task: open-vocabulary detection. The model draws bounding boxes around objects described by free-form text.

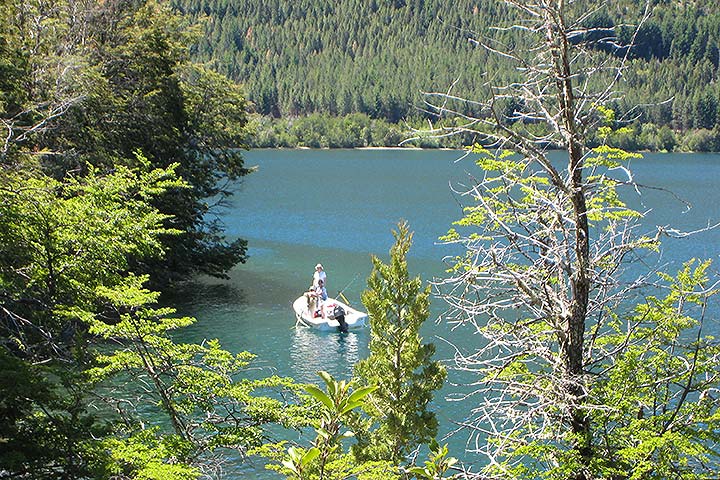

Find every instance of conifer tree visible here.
[353,221,446,465]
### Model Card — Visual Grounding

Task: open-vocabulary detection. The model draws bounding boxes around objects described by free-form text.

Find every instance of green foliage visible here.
[449,139,651,270]
[0,3,28,144]
[282,446,321,478]
[0,129,195,477]
[87,274,310,461]
[407,439,458,480]
[438,1,720,472]
[0,2,289,476]
[249,112,408,148]
[589,260,720,478]
[303,371,378,478]
[1,0,253,284]
[490,261,720,479]
[683,128,720,152]
[88,0,251,283]
[172,0,720,150]
[0,87,288,480]
[585,146,644,223]
[256,371,397,480]
[0,349,114,479]
[0,158,182,352]
[353,221,446,465]
[104,429,200,480]
[175,0,491,122]
[0,138,306,476]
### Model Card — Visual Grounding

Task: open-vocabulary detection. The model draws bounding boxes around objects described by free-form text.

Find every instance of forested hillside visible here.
[174,0,720,150]
[4,0,720,478]
[174,0,490,121]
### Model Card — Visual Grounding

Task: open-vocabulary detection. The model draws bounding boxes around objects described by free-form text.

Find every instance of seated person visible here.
[303,280,328,318]
[304,285,318,315]
[315,279,328,317]
[316,279,328,301]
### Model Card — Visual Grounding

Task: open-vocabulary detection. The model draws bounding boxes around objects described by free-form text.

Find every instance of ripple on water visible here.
[289,328,365,383]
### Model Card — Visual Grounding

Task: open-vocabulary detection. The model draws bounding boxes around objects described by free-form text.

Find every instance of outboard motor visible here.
[333,305,348,333]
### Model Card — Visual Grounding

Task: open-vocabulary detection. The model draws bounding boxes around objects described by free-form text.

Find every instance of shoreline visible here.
[246,146,720,155]
[249,146,464,152]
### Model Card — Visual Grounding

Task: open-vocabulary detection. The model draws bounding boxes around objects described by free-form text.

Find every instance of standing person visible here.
[313,263,327,289]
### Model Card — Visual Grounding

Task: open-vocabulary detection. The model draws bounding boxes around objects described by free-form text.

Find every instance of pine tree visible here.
[352,221,446,465]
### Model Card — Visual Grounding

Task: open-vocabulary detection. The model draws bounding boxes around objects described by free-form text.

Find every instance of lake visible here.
[165,149,720,477]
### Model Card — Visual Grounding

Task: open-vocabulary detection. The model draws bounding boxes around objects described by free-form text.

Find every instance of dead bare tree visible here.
[424,1,720,479]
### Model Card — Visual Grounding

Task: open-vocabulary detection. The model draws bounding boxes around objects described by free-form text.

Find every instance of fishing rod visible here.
[336,272,360,305]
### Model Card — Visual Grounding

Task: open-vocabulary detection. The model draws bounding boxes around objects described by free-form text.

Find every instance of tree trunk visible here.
[546,3,592,475]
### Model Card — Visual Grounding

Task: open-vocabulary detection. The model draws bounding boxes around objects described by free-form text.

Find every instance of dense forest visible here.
[174,0,720,150]
[0,0,446,478]
[3,0,720,478]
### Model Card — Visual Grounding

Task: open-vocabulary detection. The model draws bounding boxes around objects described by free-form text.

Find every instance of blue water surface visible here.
[167,149,720,477]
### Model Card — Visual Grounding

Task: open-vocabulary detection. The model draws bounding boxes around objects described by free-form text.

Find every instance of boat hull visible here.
[292,296,368,331]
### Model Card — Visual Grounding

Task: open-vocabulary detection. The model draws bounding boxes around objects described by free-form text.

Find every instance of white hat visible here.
[315,263,323,269]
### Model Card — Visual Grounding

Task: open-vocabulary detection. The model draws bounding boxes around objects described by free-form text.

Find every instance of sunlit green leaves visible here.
[306,384,336,413]
[407,439,457,480]
[439,14,720,474]
[306,370,376,426]
[282,446,321,478]
[586,175,642,222]
[81,270,312,475]
[353,221,446,465]
[0,158,183,350]
[505,260,720,478]
[260,371,384,479]
[589,144,643,165]
[104,428,200,480]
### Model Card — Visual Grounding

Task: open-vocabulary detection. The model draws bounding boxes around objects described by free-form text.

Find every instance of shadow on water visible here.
[162,265,300,315]
[162,280,248,312]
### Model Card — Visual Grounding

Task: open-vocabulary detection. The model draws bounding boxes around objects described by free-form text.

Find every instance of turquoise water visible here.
[165,149,720,477]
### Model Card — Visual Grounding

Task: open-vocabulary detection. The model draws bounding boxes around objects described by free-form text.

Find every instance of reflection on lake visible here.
[170,149,720,477]
[289,328,364,383]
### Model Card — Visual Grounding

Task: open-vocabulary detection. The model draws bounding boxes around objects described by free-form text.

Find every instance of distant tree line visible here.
[248,112,720,152]
[174,0,720,151]
[249,113,482,149]
[1,1,448,478]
